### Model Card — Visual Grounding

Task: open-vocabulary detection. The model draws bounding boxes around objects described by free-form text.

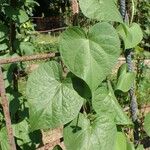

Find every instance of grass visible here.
[31,33,59,53]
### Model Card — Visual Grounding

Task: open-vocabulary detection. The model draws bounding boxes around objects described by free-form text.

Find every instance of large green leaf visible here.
[26,61,84,130]
[144,112,150,136]
[63,113,117,150]
[116,64,135,92]
[117,23,143,49]
[78,0,122,22]
[92,83,131,125]
[60,22,121,91]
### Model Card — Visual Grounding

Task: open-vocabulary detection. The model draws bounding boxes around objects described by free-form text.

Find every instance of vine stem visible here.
[0,67,17,150]
[119,0,139,145]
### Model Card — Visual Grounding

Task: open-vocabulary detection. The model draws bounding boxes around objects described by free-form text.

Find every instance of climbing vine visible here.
[26,0,146,150]
[0,0,149,150]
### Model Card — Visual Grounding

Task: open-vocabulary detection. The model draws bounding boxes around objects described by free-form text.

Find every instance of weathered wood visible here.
[0,67,16,150]
[0,53,59,65]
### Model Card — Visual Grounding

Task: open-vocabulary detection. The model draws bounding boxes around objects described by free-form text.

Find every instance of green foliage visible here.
[0,23,8,51]
[0,121,42,149]
[135,0,150,49]
[0,0,149,149]
[60,22,121,91]
[4,7,29,24]
[26,61,84,130]
[92,82,131,125]
[136,65,150,105]
[116,64,135,92]
[0,0,37,54]
[115,132,127,150]
[0,0,43,149]
[136,145,144,150]
[19,41,35,55]
[114,132,144,150]
[64,113,117,150]
[0,23,8,41]
[117,23,143,49]
[0,43,8,51]
[79,0,123,22]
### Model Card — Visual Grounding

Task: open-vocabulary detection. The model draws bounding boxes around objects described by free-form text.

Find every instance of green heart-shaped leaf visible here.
[79,0,122,22]
[117,23,143,49]
[116,64,135,92]
[26,61,84,130]
[60,22,121,91]
[64,113,117,150]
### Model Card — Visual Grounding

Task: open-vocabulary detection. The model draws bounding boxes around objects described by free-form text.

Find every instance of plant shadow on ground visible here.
[16,130,43,150]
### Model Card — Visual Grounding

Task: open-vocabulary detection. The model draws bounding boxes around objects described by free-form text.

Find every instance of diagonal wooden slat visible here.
[0,52,59,65]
